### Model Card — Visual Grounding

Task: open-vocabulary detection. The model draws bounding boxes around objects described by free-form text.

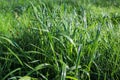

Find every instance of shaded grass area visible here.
[0,0,120,80]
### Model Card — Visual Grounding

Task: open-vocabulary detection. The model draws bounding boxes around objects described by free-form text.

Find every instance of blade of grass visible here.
[7,48,23,66]
[75,44,82,79]
[66,76,78,80]
[60,61,67,80]
[2,68,21,80]
[26,63,50,75]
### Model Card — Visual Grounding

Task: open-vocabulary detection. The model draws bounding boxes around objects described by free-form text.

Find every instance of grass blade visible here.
[7,48,23,66]
[2,68,21,80]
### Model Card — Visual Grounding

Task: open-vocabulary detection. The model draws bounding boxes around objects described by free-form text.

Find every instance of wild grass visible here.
[0,0,120,80]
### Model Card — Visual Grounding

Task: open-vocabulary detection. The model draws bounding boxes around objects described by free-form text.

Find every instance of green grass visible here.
[0,0,120,80]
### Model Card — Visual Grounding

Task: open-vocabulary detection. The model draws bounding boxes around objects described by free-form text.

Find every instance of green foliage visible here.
[0,0,120,80]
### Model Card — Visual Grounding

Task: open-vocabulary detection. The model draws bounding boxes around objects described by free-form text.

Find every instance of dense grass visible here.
[0,0,120,80]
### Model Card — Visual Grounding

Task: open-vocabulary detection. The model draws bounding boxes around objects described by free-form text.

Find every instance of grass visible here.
[0,0,120,80]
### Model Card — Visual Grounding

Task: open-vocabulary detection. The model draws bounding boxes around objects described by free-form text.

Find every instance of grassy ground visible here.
[0,0,120,80]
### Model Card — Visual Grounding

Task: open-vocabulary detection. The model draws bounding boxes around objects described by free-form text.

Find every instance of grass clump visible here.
[0,0,120,80]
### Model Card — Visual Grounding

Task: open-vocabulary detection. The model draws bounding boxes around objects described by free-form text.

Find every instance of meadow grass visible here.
[0,0,120,80]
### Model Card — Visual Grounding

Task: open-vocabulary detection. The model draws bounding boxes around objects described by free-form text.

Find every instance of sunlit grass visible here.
[0,0,120,80]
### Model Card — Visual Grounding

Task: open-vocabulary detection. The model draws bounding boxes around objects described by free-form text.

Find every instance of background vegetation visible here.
[0,0,120,80]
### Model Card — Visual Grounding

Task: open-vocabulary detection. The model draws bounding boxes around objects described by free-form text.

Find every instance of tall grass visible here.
[0,0,120,80]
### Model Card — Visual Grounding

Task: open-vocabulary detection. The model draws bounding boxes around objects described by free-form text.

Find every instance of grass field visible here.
[0,0,120,80]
